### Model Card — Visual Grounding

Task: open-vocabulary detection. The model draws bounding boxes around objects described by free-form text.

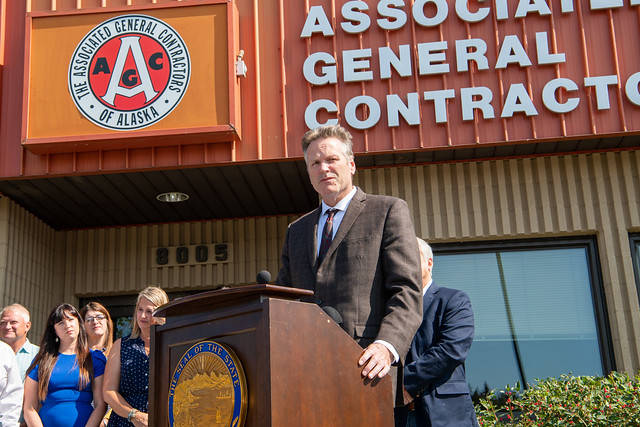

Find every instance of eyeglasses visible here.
[85,315,107,323]
[0,320,19,327]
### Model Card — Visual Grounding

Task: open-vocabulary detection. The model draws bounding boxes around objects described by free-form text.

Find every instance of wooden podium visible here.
[149,284,394,426]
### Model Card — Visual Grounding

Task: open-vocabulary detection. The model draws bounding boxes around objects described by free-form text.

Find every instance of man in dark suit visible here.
[276,124,423,405]
[398,238,479,426]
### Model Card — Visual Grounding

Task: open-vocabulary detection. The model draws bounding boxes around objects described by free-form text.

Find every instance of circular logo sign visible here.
[68,14,190,130]
[168,341,247,427]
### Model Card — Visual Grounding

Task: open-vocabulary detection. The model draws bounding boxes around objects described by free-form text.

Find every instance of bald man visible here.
[0,304,39,380]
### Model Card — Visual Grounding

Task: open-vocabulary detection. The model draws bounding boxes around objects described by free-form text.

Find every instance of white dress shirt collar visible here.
[321,186,357,214]
[423,279,433,296]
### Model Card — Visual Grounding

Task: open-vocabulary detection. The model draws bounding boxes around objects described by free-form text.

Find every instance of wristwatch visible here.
[127,409,138,422]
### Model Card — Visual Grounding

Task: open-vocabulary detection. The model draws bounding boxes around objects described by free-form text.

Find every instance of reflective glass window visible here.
[433,238,613,395]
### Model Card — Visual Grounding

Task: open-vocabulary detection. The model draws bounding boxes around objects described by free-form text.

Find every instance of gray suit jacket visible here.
[277,188,423,404]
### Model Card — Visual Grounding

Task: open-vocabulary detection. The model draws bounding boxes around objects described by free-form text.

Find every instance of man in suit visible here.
[276,124,423,405]
[398,238,479,426]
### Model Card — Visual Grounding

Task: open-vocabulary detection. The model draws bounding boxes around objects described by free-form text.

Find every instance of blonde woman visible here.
[103,287,168,427]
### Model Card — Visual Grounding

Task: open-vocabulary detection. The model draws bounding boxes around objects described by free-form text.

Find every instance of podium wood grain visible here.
[149,285,393,426]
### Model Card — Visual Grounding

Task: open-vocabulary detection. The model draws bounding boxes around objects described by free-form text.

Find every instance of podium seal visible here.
[168,341,247,427]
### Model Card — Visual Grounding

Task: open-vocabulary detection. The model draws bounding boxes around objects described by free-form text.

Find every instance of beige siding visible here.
[1,150,640,372]
[63,215,298,295]
[0,197,63,341]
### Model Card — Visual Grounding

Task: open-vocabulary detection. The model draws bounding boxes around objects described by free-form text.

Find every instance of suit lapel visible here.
[423,282,439,315]
[410,283,439,360]
[320,188,366,266]
[308,207,321,271]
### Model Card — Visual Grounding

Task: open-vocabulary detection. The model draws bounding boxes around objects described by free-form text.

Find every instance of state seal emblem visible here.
[68,14,190,130]
[168,341,247,427]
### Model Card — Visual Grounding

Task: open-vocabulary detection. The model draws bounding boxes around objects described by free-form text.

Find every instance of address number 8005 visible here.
[151,243,231,267]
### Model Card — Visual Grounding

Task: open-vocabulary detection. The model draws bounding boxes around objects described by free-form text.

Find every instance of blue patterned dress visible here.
[107,335,149,426]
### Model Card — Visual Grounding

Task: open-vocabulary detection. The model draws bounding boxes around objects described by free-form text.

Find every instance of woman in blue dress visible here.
[103,287,168,427]
[23,303,107,427]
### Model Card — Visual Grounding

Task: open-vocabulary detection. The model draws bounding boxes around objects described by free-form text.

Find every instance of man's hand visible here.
[358,342,392,379]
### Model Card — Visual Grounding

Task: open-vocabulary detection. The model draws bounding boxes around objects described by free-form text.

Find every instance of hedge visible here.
[475,371,640,426]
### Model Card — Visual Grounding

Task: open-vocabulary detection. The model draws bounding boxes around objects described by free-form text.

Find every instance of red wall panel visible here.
[2,0,640,178]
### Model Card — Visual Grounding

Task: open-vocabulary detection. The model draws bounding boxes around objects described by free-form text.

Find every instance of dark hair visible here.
[27,304,93,402]
[301,124,354,162]
[80,301,114,356]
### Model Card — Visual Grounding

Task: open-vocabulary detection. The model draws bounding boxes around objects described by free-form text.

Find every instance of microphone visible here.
[321,306,343,327]
[256,270,271,284]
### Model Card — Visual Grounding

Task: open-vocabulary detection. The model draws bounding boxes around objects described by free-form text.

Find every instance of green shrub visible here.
[475,371,640,426]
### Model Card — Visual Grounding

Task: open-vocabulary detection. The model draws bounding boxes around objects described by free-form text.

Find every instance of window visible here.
[631,233,640,310]
[432,237,614,396]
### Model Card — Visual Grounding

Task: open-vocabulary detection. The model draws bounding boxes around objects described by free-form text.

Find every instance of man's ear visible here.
[25,321,31,332]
